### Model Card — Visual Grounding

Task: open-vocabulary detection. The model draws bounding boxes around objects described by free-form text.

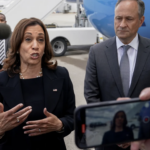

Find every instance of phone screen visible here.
[75,100,150,148]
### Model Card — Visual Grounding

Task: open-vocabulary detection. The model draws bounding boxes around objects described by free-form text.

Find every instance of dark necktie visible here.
[0,40,5,65]
[120,45,130,96]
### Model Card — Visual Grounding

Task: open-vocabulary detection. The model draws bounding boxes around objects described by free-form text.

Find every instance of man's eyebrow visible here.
[115,16,122,18]
[115,15,133,18]
[126,16,134,18]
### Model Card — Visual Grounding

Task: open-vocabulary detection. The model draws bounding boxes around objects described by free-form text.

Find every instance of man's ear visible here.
[139,16,145,27]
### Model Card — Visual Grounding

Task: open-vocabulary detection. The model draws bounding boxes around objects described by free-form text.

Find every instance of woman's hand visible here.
[117,143,130,149]
[23,108,63,136]
[0,102,32,135]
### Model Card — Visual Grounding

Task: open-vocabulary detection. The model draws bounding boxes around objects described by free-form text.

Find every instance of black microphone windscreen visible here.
[0,24,11,40]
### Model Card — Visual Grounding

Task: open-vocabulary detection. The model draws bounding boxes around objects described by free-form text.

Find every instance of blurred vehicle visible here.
[1,0,100,57]
[128,113,140,129]
[88,122,107,131]
[47,27,98,56]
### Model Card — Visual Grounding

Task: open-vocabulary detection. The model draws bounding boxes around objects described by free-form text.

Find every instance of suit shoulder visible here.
[91,38,114,52]
[0,71,9,86]
[139,36,150,46]
[140,36,150,41]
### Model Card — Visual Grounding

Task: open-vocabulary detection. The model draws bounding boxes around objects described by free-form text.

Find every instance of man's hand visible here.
[0,102,32,135]
[130,88,150,150]
[139,87,150,100]
[117,97,130,101]
[23,108,63,136]
[131,140,150,150]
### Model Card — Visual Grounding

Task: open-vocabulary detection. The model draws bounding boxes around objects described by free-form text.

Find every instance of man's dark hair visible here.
[115,0,145,18]
[0,13,6,21]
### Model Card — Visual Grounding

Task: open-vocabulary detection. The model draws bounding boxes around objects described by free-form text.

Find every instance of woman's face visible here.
[19,25,45,67]
[115,112,125,127]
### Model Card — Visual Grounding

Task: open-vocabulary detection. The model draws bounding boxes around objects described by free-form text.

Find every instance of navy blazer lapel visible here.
[0,74,24,109]
[128,36,150,96]
[105,37,124,96]
[43,67,64,113]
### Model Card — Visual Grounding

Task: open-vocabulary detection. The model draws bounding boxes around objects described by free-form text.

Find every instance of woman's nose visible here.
[32,40,39,49]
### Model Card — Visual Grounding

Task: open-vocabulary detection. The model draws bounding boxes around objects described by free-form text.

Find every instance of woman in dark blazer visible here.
[102,111,133,150]
[0,18,75,150]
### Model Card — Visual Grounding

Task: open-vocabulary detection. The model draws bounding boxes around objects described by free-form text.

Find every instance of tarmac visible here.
[43,13,94,150]
[55,48,92,150]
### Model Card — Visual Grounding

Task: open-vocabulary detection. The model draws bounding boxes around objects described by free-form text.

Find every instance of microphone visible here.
[0,23,11,39]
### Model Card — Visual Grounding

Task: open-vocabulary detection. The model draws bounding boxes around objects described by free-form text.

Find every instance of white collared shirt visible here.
[3,40,5,54]
[0,39,6,65]
[116,34,139,87]
[0,39,5,53]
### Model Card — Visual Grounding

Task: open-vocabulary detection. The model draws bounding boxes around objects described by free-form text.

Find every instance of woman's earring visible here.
[16,51,19,54]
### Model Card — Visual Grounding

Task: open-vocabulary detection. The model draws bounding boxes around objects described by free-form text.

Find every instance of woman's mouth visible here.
[31,53,39,59]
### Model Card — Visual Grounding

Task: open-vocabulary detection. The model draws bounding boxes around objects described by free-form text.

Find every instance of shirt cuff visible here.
[56,125,64,133]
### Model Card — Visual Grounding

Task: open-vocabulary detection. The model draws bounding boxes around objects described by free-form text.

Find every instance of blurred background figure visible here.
[0,13,11,70]
[102,111,133,150]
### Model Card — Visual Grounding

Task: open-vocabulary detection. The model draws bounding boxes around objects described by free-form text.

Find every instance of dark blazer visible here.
[84,35,150,150]
[0,66,75,150]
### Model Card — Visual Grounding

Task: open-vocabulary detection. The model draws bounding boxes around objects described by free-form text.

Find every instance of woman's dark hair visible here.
[3,17,57,75]
[111,110,127,131]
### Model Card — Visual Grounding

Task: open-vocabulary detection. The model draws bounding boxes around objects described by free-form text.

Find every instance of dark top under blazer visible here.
[0,66,75,150]
[84,35,150,150]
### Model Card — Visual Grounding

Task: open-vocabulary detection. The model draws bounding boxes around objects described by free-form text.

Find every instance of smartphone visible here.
[74,98,150,149]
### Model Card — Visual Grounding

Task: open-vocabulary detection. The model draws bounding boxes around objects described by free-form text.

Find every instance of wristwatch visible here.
[57,125,64,133]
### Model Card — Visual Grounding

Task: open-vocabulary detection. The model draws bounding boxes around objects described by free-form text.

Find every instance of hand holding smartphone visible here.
[74,98,150,149]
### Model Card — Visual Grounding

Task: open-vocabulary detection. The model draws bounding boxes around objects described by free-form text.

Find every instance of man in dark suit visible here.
[0,13,11,69]
[84,0,149,150]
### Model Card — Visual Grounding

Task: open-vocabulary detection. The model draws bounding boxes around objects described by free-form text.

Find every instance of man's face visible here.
[0,15,6,23]
[114,1,144,44]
